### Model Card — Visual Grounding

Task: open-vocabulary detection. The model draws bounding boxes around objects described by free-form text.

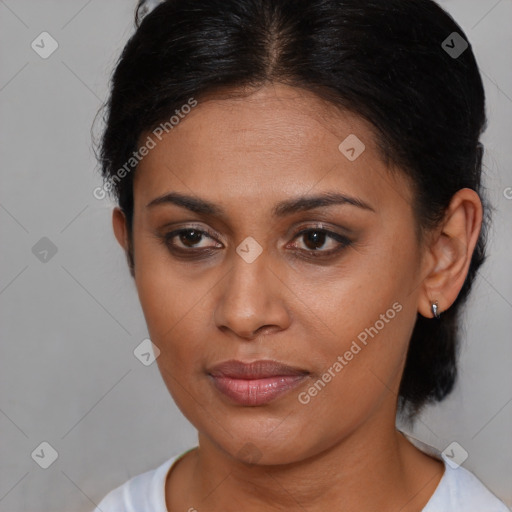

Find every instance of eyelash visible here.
[160,224,352,260]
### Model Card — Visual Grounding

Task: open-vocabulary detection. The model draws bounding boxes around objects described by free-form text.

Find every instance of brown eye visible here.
[160,224,351,261]
[301,230,331,251]
[177,229,206,248]
[291,228,352,257]
[164,228,222,251]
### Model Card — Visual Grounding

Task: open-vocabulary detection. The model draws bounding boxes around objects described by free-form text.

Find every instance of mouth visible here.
[207,359,310,406]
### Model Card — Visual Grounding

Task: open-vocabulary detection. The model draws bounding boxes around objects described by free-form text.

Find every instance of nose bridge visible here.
[226,240,272,307]
[213,239,289,337]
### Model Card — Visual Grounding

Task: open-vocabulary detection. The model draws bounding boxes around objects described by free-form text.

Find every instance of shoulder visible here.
[400,431,509,512]
[90,452,185,512]
[423,462,510,512]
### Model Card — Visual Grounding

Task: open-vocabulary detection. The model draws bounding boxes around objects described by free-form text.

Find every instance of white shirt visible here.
[92,441,510,512]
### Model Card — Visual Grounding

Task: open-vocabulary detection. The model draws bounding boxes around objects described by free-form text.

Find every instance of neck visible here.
[186,411,444,512]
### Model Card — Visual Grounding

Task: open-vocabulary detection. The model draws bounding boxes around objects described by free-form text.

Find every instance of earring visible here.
[431,300,441,319]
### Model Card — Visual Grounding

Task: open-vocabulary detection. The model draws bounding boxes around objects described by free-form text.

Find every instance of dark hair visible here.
[95,0,489,422]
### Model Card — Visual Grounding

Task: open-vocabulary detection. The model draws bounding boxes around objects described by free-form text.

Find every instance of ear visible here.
[418,188,483,319]
[112,207,128,250]
[112,207,135,278]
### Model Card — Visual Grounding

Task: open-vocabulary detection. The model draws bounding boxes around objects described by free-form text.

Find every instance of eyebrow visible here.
[145,191,375,217]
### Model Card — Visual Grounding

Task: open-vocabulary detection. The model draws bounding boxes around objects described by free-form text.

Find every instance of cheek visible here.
[133,252,219,382]
[133,240,197,347]
[136,273,209,356]
[302,233,416,344]
[294,302,413,442]
[295,235,418,402]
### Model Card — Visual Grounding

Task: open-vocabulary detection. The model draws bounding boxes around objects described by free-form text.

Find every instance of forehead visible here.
[133,84,413,217]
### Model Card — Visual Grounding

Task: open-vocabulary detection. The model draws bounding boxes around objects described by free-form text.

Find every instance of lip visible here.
[207,359,309,406]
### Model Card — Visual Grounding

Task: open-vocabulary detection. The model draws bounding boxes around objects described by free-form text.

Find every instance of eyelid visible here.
[291,221,349,235]
[161,222,353,258]
[164,224,222,247]
[287,224,352,252]
[161,221,350,242]
[160,222,220,239]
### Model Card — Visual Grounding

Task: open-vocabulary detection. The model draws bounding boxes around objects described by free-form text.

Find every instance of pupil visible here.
[180,229,202,247]
[304,231,325,250]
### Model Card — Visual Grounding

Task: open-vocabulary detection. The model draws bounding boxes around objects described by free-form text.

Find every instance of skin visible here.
[112,84,483,512]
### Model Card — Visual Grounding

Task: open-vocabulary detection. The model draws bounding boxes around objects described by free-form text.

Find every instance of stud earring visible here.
[431,300,441,319]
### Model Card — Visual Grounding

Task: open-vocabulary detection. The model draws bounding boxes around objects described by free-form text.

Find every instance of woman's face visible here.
[116,84,430,464]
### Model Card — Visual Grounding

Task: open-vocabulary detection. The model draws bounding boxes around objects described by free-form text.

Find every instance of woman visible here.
[92,0,510,510]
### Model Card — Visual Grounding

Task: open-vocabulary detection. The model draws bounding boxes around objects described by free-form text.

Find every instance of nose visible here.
[213,249,291,341]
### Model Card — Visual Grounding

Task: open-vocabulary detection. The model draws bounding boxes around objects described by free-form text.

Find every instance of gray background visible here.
[0,0,511,510]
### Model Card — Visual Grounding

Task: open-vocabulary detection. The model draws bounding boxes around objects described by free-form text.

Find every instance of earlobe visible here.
[418,188,483,319]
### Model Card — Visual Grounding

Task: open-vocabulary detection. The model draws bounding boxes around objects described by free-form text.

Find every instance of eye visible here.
[160,224,352,259]
[289,226,352,257]
[163,227,221,251]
